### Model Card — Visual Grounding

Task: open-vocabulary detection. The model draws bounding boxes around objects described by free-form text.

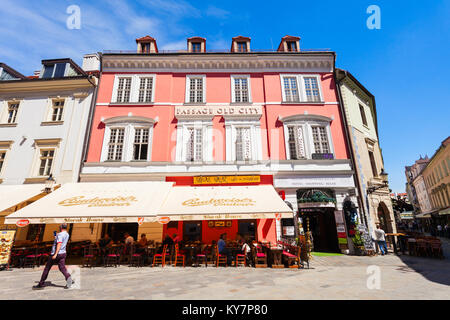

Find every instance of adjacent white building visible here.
[0,55,99,241]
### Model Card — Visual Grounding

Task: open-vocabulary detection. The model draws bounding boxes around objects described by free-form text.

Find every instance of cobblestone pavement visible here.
[1,254,449,300]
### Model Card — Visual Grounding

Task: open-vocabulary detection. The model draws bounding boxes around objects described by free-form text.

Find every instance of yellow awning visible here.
[5,182,173,224]
[157,185,294,221]
[0,184,47,216]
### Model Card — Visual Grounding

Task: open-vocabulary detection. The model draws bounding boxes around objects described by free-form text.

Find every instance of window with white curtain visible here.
[235,127,252,161]
[282,115,334,160]
[185,127,203,162]
[287,126,306,160]
[116,77,132,103]
[7,102,19,123]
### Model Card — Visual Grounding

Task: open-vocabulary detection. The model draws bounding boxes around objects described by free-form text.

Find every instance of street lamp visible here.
[367,169,389,194]
[44,174,55,193]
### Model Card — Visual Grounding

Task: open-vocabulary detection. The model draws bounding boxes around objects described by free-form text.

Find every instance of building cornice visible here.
[102,53,334,73]
[0,77,95,94]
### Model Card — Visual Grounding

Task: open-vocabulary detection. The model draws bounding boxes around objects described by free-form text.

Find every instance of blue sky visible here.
[1,0,449,192]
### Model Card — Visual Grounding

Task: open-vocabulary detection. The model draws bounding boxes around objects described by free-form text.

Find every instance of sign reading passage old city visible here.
[193,175,260,185]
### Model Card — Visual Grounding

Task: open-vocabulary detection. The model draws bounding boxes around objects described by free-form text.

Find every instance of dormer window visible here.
[231,36,251,53]
[187,37,206,53]
[192,42,201,53]
[42,63,66,79]
[141,43,151,53]
[277,36,301,52]
[237,42,247,52]
[287,41,297,52]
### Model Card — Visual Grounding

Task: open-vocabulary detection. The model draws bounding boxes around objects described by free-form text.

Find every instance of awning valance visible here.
[5,182,173,224]
[157,185,294,221]
[0,184,47,216]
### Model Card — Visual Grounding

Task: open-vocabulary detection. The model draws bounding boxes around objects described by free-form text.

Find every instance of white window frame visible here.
[100,120,154,162]
[280,74,324,103]
[175,120,213,162]
[282,118,334,160]
[111,74,156,104]
[30,142,60,178]
[0,144,11,176]
[231,75,252,103]
[185,75,206,104]
[225,119,262,162]
[0,100,22,124]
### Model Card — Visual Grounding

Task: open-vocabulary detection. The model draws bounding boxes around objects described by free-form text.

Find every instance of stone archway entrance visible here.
[377,202,393,233]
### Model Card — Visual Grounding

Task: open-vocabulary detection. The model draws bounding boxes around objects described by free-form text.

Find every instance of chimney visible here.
[277,35,301,52]
[82,53,100,72]
[187,37,206,53]
[136,35,158,53]
[231,36,251,53]
[33,70,41,77]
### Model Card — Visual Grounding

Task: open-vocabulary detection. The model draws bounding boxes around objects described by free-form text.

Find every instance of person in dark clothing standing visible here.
[33,224,73,290]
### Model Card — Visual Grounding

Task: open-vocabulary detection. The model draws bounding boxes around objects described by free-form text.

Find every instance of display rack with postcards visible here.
[0,230,16,270]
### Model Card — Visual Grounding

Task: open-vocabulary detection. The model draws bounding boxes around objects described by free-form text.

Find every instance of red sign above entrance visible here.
[158,217,171,225]
[15,220,30,228]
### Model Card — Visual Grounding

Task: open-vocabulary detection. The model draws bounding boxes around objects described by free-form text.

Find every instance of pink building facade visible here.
[81,36,358,253]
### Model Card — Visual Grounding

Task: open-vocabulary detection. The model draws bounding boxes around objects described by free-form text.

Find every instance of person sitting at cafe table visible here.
[242,240,252,267]
[218,233,232,266]
[96,233,112,265]
[172,233,182,244]
[138,234,148,247]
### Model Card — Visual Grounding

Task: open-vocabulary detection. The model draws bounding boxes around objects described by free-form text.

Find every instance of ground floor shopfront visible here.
[5,170,359,254]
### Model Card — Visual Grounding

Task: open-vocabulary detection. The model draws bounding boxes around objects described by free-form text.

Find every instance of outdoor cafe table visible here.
[269,248,284,267]
[386,233,406,255]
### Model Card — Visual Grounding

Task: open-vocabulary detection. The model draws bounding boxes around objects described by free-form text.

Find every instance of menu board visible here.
[0,230,16,266]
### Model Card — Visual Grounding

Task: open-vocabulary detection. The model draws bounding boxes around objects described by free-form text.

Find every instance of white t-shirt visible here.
[242,243,251,254]
[125,236,134,245]
[373,228,386,241]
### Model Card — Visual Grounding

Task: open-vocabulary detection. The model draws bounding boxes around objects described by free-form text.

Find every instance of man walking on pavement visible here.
[33,224,73,290]
[374,223,388,256]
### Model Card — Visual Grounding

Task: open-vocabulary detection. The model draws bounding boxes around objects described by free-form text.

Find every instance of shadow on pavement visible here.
[397,254,450,286]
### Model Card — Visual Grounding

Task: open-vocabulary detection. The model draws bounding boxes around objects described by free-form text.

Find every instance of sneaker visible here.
[65,276,73,289]
[32,284,45,290]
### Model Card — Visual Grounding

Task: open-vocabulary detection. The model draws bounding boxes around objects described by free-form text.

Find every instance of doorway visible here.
[183,221,202,241]
[305,208,340,253]
[238,220,256,241]
[103,223,138,243]
[377,202,393,233]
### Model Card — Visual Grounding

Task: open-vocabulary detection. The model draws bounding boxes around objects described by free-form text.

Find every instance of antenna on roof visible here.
[270,37,274,50]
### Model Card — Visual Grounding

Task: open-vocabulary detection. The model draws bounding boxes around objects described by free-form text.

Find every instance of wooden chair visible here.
[152,244,168,267]
[235,246,246,267]
[174,244,185,267]
[23,247,40,269]
[105,246,121,267]
[129,245,144,267]
[82,244,96,268]
[282,246,300,268]
[214,245,227,267]
[430,241,444,259]
[195,244,208,267]
[416,240,429,257]
[253,244,267,268]
[407,238,417,256]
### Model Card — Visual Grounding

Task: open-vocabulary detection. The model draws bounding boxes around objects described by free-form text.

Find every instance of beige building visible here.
[422,137,450,221]
[336,69,396,237]
[410,157,433,215]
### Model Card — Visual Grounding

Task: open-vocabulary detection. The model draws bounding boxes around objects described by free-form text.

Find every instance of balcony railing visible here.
[103,48,332,54]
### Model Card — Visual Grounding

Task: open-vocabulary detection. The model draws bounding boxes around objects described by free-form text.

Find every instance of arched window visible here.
[279,114,334,160]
